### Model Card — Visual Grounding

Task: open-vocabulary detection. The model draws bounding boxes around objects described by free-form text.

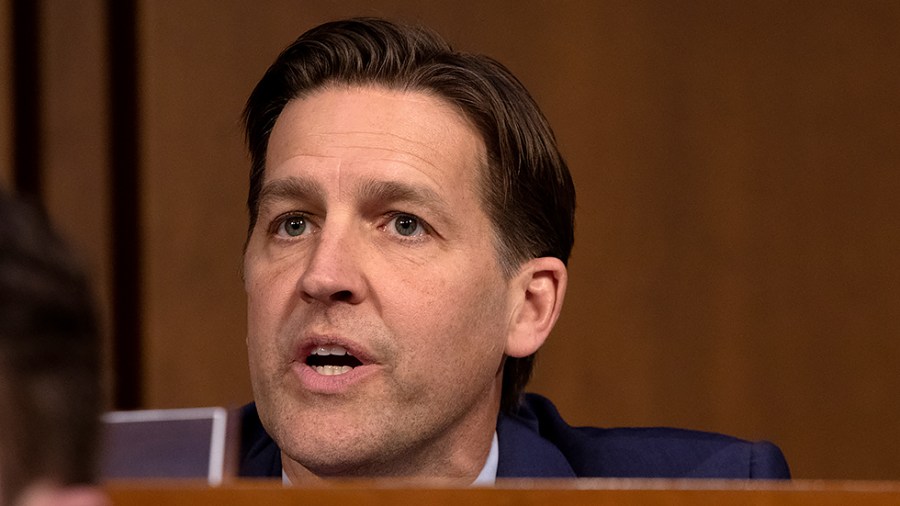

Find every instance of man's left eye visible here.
[391,214,423,237]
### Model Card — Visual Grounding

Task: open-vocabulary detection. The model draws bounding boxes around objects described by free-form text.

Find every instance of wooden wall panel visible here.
[531,1,900,481]
[39,0,114,407]
[134,0,900,480]
[137,0,257,410]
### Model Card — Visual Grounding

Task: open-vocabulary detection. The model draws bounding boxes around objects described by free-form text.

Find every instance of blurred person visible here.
[0,190,107,506]
[238,18,789,482]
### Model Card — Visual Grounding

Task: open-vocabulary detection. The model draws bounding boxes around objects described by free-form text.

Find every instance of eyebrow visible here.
[257,176,453,224]
[355,178,453,224]
[257,176,325,214]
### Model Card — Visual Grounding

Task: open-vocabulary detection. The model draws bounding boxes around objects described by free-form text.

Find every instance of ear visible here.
[505,257,568,358]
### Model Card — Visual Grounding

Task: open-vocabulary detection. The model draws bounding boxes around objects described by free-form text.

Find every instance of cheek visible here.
[245,252,296,322]
[245,279,287,391]
[387,267,510,366]
[244,262,296,374]
[245,285,273,340]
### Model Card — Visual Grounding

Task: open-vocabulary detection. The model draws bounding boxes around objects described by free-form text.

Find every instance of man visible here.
[239,18,789,482]
[0,190,108,505]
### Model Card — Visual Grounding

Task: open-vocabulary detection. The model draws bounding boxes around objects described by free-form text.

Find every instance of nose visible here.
[297,222,367,305]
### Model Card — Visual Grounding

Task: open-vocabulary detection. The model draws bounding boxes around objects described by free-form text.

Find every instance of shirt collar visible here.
[471,431,499,485]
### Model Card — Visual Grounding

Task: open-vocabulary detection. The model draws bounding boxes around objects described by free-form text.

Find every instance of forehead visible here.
[265,85,487,195]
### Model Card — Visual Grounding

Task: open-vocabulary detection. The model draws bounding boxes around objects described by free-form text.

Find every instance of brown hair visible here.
[0,191,101,503]
[243,18,575,412]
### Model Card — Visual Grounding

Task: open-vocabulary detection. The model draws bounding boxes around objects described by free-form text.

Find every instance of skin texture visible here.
[244,85,565,482]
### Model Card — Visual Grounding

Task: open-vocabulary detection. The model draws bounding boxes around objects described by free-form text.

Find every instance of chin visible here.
[282,426,415,478]
[289,446,380,477]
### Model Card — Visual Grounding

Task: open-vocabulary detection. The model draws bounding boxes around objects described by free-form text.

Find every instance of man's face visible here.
[244,86,518,478]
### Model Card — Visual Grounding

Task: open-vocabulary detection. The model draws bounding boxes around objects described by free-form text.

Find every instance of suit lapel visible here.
[496,411,577,478]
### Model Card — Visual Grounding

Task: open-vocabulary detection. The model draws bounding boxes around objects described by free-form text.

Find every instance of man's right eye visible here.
[276,215,307,237]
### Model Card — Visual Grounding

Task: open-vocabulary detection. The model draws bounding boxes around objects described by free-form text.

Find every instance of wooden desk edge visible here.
[105,479,900,506]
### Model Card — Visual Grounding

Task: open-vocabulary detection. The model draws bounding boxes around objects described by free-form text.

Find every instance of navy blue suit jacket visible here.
[239,393,790,479]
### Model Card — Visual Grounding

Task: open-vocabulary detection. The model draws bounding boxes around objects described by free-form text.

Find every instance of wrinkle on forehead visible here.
[267,151,449,197]
[270,85,482,154]
[270,129,473,188]
[308,130,451,172]
[265,85,488,210]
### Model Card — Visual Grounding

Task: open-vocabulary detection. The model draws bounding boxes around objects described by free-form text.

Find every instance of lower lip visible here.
[290,361,378,394]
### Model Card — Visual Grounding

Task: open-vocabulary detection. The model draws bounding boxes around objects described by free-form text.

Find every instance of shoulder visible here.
[513,394,790,479]
[238,402,282,477]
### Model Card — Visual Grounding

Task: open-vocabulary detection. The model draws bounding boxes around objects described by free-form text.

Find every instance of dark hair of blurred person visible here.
[0,190,107,506]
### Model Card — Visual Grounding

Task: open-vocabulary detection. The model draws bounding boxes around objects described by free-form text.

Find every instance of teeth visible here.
[312,345,349,356]
[312,365,353,376]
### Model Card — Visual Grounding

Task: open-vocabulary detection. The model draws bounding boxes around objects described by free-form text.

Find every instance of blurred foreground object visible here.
[0,190,107,506]
[100,407,239,484]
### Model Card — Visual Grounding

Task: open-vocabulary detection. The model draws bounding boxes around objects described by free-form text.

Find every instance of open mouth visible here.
[305,345,364,376]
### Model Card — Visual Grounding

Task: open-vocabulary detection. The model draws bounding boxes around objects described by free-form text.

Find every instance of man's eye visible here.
[391,214,423,237]
[278,215,307,237]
